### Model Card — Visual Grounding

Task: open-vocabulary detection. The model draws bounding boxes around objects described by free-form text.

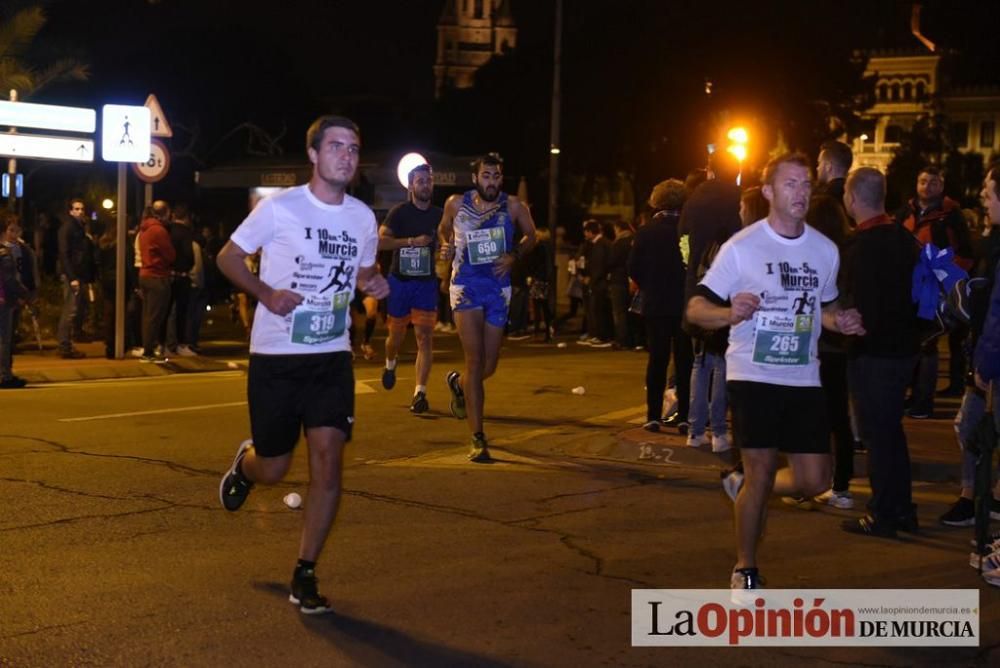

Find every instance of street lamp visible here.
[396,152,427,188]
[726,126,748,185]
[101,198,114,210]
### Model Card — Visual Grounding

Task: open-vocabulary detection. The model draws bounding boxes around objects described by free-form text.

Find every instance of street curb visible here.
[598,426,962,484]
[17,357,244,384]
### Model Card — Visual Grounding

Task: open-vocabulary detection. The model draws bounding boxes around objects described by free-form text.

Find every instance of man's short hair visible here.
[648,178,686,211]
[762,152,812,186]
[613,219,631,232]
[684,168,708,195]
[151,200,170,221]
[472,152,504,173]
[846,167,886,209]
[0,211,15,235]
[306,115,361,153]
[708,149,741,182]
[919,164,943,180]
[583,219,601,235]
[408,163,432,184]
[820,140,853,173]
[173,203,190,222]
[68,198,85,211]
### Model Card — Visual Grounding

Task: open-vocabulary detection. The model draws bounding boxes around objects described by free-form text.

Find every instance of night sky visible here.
[15,0,1000,218]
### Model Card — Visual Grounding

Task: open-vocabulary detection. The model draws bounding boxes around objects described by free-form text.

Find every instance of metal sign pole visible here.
[114,162,126,359]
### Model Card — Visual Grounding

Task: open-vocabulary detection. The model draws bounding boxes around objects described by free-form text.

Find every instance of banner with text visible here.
[632,589,979,647]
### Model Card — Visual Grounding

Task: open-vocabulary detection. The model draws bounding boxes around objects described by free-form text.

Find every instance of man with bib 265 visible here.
[686,153,865,600]
[216,115,389,615]
[439,153,536,462]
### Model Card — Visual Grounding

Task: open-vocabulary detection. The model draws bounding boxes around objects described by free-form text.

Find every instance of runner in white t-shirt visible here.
[216,116,389,615]
[686,153,865,602]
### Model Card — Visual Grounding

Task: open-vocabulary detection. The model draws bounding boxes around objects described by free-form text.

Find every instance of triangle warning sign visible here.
[144,94,173,138]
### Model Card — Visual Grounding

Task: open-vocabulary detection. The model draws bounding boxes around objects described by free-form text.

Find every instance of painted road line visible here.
[58,401,248,422]
[58,381,376,422]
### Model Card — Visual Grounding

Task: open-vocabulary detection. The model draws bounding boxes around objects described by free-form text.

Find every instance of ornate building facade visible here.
[853,50,1000,172]
[434,0,517,98]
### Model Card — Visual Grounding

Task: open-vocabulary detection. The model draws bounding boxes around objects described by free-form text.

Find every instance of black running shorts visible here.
[726,380,830,454]
[247,351,354,457]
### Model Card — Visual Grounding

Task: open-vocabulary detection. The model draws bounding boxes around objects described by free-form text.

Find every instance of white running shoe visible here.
[662,388,678,419]
[722,470,744,502]
[711,433,732,453]
[814,489,855,509]
[969,550,1000,571]
[175,344,197,357]
[686,433,709,448]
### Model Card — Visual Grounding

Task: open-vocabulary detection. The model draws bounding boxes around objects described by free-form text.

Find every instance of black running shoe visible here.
[446,370,466,419]
[469,433,491,463]
[289,567,333,615]
[219,440,254,511]
[940,497,975,527]
[382,366,396,390]
[410,391,429,414]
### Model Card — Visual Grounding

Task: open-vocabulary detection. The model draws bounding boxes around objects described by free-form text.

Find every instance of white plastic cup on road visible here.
[283,492,302,509]
[557,342,567,349]
[571,386,586,395]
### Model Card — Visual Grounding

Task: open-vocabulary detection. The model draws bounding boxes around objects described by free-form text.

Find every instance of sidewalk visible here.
[597,391,969,484]
[7,339,244,384]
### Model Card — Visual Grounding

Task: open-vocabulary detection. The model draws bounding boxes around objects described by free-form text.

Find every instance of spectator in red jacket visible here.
[896,166,975,418]
[138,200,175,362]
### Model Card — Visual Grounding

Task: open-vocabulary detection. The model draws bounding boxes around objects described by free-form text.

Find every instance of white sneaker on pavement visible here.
[686,433,709,448]
[175,344,197,357]
[711,434,732,453]
[814,489,855,509]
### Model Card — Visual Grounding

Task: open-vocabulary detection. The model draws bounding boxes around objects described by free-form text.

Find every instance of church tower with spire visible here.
[434,0,517,98]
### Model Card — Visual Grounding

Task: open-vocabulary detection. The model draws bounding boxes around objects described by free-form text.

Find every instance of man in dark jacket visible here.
[138,200,176,362]
[0,214,28,388]
[897,166,975,414]
[680,149,742,299]
[56,199,90,358]
[166,204,196,355]
[628,179,689,431]
[840,167,921,538]
[607,219,634,348]
[582,219,612,346]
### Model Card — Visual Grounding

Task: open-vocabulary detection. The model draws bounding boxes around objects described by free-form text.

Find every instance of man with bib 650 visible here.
[686,153,865,599]
[439,153,536,462]
[216,115,389,615]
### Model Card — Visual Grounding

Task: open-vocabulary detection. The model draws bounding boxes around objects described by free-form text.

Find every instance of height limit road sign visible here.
[133,138,170,183]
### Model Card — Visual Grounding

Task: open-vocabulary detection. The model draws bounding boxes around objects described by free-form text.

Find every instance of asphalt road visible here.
[1,339,998,666]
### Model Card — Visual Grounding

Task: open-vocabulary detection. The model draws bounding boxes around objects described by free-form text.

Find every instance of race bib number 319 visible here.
[290,292,350,345]
[751,313,812,366]
[466,227,506,265]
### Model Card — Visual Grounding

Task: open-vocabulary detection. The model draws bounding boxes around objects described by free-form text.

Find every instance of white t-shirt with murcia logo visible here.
[230,185,377,355]
[698,219,839,387]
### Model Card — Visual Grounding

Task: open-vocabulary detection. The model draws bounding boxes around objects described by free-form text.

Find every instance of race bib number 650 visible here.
[466,227,506,265]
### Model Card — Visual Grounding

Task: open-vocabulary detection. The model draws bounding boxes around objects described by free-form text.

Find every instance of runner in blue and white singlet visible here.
[438,153,537,462]
[449,189,516,328]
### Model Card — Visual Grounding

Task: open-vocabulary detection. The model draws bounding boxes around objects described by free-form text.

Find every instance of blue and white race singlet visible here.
[451,190,514,288]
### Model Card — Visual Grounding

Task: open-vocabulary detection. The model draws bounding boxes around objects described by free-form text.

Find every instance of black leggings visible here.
[644,315,692,422]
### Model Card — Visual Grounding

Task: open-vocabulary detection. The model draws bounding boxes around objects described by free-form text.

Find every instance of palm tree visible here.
[0,3,88,98]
